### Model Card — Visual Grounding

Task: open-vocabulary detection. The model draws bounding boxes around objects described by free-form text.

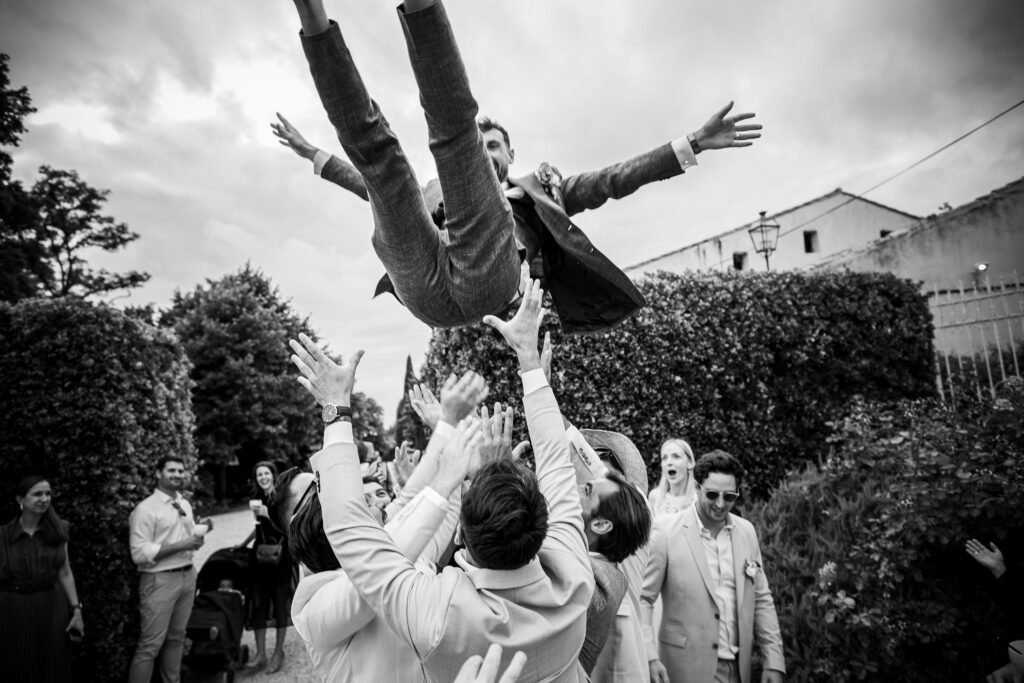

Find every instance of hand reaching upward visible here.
[693,101,762,151]
[409,383,442,430]
[289,332,363,407]
[483,264,546,370]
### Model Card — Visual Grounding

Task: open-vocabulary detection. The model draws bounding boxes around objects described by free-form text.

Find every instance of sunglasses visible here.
[702,489,740,504]
[170,500,188,518]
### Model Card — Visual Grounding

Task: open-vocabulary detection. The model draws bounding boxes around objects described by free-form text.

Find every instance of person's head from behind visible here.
[251,460,278,500]
[692,450,744,528]
[577,468,650,562]
[478,116,514,184]
[460,459,547,570]
[289,481,341,575]
[15,475,68,545]
[155,455,186,493]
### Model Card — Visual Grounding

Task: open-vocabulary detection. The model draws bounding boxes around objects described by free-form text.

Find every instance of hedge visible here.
[0,297,196,680]
[744,378,1024,682]
[423,270,935,497]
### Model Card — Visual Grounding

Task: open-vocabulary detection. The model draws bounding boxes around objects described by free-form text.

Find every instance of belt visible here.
[0,580,56,595]
[156,565,193,574]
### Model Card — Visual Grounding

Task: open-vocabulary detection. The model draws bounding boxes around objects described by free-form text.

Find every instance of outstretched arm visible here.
[272,112,371,201]
[559,101,761,217]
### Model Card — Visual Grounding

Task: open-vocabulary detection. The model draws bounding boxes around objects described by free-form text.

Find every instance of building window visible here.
[733,252,747,271]
[803,230,819,253]
[880,230,893,238]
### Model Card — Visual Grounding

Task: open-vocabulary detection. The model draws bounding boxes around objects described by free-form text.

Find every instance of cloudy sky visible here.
[3,0,1023,419]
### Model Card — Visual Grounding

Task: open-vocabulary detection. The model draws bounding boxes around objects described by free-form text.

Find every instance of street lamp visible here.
[748,210,781,270]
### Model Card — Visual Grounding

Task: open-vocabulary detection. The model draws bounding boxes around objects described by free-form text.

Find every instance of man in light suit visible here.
[642,450,785,683]
[284,0,761,333]
[288,267,593,682]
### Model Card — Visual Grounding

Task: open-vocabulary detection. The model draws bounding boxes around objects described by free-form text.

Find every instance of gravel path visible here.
[194,507,317,683]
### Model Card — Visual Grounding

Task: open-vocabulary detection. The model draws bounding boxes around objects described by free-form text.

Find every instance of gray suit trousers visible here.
[300,2,520,327]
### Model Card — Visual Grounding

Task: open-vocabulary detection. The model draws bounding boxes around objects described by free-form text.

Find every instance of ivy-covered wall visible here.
[423,270,935,497]
[0,298,195,679]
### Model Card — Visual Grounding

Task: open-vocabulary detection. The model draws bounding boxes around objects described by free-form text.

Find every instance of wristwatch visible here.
[321,403,353,424]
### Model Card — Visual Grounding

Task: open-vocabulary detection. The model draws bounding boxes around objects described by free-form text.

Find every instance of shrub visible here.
[0,297,195,680]
[745,377,1024,682]
[424,270,935,497]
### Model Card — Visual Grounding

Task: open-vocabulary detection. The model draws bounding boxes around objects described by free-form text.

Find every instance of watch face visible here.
[321,404,338,423]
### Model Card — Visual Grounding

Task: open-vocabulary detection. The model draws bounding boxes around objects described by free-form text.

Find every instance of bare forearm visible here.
[58,562,79,606]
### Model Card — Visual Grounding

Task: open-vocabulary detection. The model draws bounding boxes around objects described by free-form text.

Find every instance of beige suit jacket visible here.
[641,506,785,683]
[310,381,593,683]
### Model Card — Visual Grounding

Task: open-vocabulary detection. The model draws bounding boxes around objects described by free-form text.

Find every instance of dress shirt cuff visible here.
[566,425,608,479]
[323,420,354,448]
[312,149,330,175]
[670,137,698,171]
[136,542,160,565]
[421,486,449,509]
[432,421,455,439]
[520,368,549,396]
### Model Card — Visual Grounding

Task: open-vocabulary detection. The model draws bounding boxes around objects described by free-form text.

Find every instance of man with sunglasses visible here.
[641,450,785,683]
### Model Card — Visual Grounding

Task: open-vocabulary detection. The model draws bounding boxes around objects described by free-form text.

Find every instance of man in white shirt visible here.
[642,450,785,683]
[127,455,213,683]
[288,266,592,681]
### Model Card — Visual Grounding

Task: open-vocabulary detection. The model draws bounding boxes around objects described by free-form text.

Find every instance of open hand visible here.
[440,371,489,426]
[289,332,364,407]
[454,644,527,683]
[435,416,482,495]
[482,264,546,368]
[694,101,761,151]
[966,539,1006,578]
[478,402,514,468]
[271,113,317,160]
[393,441,421,488]
[409,383,442,430]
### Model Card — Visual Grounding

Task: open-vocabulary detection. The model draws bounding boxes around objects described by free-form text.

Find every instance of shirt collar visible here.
[453,551,546,590]
[153,488,183,504]
[692,501,733,539]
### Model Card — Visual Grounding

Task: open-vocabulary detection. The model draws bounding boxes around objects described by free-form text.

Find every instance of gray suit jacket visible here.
[640,506,785,683]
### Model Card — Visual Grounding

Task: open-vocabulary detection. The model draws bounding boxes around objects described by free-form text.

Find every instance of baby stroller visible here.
[183,547,251,682]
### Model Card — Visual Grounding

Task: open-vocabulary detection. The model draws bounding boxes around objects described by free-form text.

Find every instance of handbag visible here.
[255,542,283,565]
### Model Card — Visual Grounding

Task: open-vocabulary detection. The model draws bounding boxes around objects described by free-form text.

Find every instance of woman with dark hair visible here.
[0,476,84,682]
[235,461,296,673]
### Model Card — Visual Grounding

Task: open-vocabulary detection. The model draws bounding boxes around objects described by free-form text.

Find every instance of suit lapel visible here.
[680,508,717,603]
[731,517,746,613]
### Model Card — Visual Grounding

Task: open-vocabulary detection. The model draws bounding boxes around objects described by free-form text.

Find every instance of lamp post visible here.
[748,210,781,270]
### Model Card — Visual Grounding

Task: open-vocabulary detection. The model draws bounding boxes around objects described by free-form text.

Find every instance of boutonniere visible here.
[744,559,761,580]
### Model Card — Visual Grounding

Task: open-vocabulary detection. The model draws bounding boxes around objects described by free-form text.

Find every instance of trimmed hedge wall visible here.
[744,379,1024,682]
[0,298,195,680]
[423,270,935,497]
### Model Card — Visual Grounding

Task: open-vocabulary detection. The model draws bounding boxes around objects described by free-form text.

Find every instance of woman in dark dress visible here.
[236,461,297,673]
[0,476,84,682]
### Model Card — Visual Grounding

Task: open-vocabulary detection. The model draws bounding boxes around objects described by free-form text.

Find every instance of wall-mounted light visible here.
[975,262,989,272]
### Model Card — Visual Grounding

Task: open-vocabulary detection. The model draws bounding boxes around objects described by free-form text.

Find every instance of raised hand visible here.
[409,383,442,430]
[478,402,514,468]
[440,371,489,427]
[434,416,482,496]
[965,538,1007,578]
[271,113,317,160]
[453,644,528,683]
[482,264,545,369]
[289,332,364,407]
[693,101,762,151]
[392,441,421,488]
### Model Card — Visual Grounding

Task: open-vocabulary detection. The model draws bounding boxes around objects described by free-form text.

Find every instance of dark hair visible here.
[461,460,547,570]
[361,475,382,487]
[155,455,185,471]
[693,450,745,490]
[288,481,340,574]
[251,461,279,502]
[477,116,511,149]
[590,469,651,563]
[16,475,68,546]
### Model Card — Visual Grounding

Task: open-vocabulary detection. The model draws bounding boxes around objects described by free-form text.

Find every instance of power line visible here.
[704,96,1024,270]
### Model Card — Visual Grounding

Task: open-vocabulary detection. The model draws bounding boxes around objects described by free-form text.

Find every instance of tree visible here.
[162,264,321,500]
[1,54,148,302]
[352,391,389,456]
[30,165,150,298]
[394,355,429,450]
[0,52,42,302]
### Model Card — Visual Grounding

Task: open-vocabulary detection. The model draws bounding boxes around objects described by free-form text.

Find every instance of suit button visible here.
[712,644,718,650]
